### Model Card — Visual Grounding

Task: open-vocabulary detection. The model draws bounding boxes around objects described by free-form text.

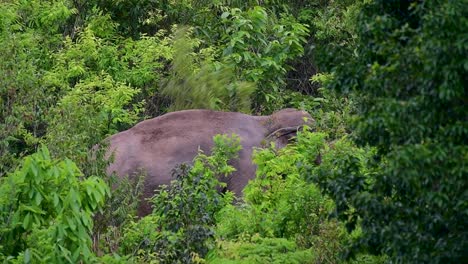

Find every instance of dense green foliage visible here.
[212,129,342,263]
[320,1,468,263]
[0,0,465,263]
[161,28,254,112]
[0,147,109,263]
[210,128,386,264]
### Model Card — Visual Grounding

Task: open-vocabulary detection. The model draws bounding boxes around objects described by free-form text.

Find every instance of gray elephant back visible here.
[106,109,311,216]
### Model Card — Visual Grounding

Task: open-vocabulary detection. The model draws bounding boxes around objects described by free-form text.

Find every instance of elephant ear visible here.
[265,126,300,149]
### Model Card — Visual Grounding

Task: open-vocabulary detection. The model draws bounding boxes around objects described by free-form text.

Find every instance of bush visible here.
[92,171,145,256]
[214,128,348,263]
[0,146,109,263]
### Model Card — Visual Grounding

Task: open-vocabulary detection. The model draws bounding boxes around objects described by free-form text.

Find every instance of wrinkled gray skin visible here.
[107,108,312,216]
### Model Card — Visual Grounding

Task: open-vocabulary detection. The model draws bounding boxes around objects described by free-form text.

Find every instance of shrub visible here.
[0,146,109,263]
[215,129,348,263]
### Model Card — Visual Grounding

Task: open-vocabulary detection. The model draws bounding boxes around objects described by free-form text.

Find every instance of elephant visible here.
[106,108,312,216]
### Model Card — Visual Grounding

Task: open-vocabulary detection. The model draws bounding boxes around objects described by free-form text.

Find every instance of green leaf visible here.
[221,12,230,19]
[23,213,31,229]
[24,248,31,264]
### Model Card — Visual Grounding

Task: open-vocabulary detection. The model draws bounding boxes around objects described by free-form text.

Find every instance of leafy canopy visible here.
[321,1,468,262]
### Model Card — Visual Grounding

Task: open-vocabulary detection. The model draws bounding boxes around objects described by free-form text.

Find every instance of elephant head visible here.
[261,108,313,148]
[107,108,312,216]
